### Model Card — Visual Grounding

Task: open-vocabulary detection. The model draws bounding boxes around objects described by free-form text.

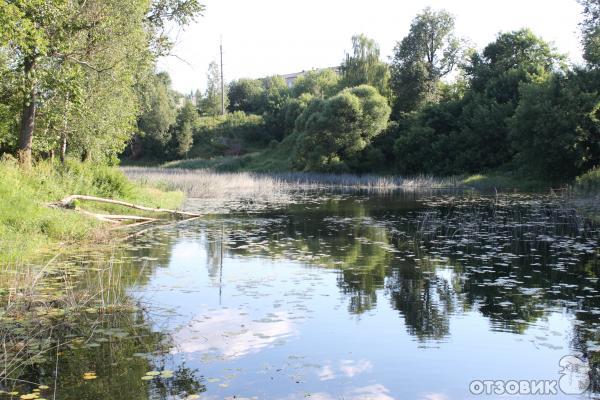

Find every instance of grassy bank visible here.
[0,159,183,262]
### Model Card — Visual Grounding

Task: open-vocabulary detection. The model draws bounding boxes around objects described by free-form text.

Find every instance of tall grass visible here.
[0,159,183,262]
[122,167,458,197]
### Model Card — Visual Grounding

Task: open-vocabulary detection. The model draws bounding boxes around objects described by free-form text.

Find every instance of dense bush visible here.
[391,29,576,178]
[293,85,391,172]
[510,70,600,181]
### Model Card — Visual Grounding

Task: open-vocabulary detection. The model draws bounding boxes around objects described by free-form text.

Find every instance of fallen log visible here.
[56,194,200,218]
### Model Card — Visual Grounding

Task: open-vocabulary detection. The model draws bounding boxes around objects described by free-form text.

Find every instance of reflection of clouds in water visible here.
[317,359,373,381]
[171,309,293,359]
[340,359,373,377]
[317,365,336,381]
[309,384,394,400]
[421,393,448,400]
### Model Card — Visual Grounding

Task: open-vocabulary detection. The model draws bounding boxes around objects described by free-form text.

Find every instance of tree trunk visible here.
[60,131,67,164]
[18,57,37,166]
[60,94,69,164]
[81,148,90,162]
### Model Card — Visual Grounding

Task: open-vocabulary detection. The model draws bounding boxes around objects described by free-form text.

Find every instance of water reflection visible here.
[2,191,599,398]
[171,309,294,359]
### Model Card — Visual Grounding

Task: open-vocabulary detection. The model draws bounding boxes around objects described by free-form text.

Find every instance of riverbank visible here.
[0,159,184,262]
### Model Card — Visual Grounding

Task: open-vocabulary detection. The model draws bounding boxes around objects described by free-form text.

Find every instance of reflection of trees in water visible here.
[1,233,206,400]
[11,311,206,400]
[180,194,600,393]
[386,260,458,340]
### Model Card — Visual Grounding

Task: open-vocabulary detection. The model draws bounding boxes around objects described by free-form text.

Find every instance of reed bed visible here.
[122,167,458,199]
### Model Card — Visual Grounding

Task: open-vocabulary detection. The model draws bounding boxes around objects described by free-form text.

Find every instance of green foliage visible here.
[190,112,266,158]
[171,101,199,158]
[393,29,567,176]
[579,0,600,68]
[0,0,203,164]
[199,61,228,116]
[510,70,600,181]
[0,159,183,261]
[339,34,391,99]
[259,75,291,140]
[390,7,463,115]
[576,166,600,192]
[228,78,265,113]
[135,72,178,159]
[282,93,313,136]
[466,29,564,102]
[294,85,391,172]
[292,69,340,98]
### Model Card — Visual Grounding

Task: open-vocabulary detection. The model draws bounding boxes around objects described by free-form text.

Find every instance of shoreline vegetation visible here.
[2,158,598,263]
[122,164,590,193]
[1,1,598,262]
[0,159,184,263]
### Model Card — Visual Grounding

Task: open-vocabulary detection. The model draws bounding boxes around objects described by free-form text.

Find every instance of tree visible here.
[390,7,463,115]
[292,69,340,98]
[339,34,390,99]
[393,29,565,175]
[510,71,600,180]
[199,61,228,116]
[227,78,265,114]
[171,101,198,158]
[579,0,600,68]
[294,85,391,172]
[134,72,178,159]
[259,75,291,140]
[282,93,313,136]
[0,0,203,166]
[458,29,564,170]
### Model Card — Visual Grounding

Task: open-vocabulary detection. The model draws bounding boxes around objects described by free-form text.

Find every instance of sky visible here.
[157,0,585,94]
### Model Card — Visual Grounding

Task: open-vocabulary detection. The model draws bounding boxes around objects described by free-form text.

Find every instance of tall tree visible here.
[509,72,600,180]
[171,100,198,158]
[339,34,390,98]
[393,29,565,175]
[199,61,228,116]
[294,85,391,172]
[579,0,600,68]
[259,75,290,140]
[390,7,463,115]
[134,72,178,159]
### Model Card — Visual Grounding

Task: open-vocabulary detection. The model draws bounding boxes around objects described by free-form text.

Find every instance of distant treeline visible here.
[132,4,599,182]
[2,2,598,183]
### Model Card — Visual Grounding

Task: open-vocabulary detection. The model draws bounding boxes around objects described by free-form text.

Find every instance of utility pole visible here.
[220,38,225,115]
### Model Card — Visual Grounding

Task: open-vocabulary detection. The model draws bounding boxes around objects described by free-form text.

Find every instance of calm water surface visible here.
[5,191,600,399]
